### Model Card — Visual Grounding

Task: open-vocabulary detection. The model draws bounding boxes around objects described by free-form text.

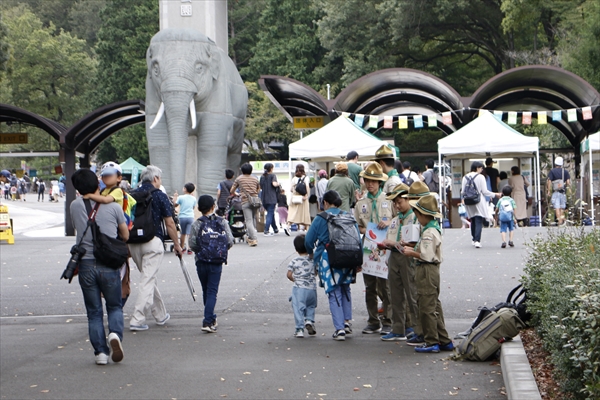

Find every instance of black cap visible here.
[197,195,215,212]
[346,150,359,160]
[485,157,494,165]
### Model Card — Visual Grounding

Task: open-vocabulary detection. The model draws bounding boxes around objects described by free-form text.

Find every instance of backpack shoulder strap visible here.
[506,284,522,303]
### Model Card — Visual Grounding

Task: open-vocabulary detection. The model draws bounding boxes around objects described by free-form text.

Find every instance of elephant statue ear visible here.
[205,44,221,81]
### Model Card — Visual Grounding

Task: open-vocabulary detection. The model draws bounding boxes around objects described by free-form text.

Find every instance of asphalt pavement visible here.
[0,200,544,399]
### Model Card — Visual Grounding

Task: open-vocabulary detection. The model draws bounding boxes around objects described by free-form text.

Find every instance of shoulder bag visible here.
[84,200,129,269]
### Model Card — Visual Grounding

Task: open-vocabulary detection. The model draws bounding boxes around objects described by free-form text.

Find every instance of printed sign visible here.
[362,222,389,279]
[293,116,326,130]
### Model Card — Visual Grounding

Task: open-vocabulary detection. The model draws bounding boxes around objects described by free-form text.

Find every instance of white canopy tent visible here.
[437,111,542,224]
[581,132,599,225]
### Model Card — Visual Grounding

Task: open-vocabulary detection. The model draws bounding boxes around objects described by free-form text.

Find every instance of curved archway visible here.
[0,104,66,141]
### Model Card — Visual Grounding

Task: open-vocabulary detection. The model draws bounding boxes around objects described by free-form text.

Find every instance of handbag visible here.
[292,195,303,204]
[84,200,129,270]
[243,189,262,209]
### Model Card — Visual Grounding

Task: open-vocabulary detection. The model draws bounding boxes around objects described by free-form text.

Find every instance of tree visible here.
[0,13,9,80]
[228,0,261,72]
[69,0,108,47]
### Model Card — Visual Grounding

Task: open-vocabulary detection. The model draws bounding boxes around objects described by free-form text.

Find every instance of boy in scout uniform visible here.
[402,195,453,353]
[372,145,402,194]
[379,183,421,341]
[354,163,394,334]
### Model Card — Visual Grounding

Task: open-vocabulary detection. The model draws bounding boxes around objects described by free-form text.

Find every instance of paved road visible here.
[1,200,542,399]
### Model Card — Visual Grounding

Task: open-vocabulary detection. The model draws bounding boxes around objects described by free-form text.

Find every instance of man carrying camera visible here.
[70,169,129,365]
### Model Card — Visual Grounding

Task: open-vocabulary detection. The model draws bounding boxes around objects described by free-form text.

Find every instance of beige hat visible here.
[386,183,410,200]
[335,162,348,173]
[409,194,442,218]
[371,145,395,161]
[360,162,388,182]
[402,181,430,199]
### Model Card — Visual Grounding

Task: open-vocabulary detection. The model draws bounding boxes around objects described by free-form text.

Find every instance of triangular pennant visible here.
[383,116,393,129]
[507,111,517,125]
[552,110,562,121]
[522,111,532,125]
[582,106,592,120]
[368,115,379,129]
[413,115,423,129]
[428,114,437,127]
[442,112,452,125]
[493,110,503,121]
[537,111,547,125]
[478,109,487,117]
[355,114,364,127]
[567,108,577,122]
[341,112,351,118]
[398,116,408,129]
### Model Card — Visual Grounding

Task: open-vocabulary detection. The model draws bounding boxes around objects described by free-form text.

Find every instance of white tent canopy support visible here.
[582,132,599,225]
[437,111,542,225]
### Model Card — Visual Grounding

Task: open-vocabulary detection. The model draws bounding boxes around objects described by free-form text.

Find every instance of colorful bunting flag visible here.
[508,111,517,125]
[428,114,437,127]
[341,112,351,118]
[383,116,393,129]
[398,116,408,129]
[493,110,503,120]
[442,112,452,125]
[552,110,562,121]
[478,109,487,117]
[368,115,379,129]
[582,106,593,120]
[522,111,532,125]
[537,111,547,125]
[413,115,423,129]
[355,114,364,127]
[567,108,577,122]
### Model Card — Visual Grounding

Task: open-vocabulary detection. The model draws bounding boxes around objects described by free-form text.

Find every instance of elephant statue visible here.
[145,28,247,195]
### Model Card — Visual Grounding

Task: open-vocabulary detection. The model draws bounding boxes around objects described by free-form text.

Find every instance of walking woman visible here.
[230,163,260,247]
[305,190,359,341]
[288,164,311,231]
[462,161,499,248]
[260,163,280,236]
[508,166,530,226]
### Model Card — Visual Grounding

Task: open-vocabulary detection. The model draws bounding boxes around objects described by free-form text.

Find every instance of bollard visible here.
[0,204,15,244]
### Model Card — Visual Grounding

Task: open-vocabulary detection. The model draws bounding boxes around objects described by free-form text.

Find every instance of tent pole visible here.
[590,143,595,226]
[580,161,584,221]
[438,152,444,231]
[536,150,542,225]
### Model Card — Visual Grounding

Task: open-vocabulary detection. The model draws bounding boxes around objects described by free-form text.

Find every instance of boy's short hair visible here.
[502,186,512,196]
[240,163,253,175]
[197,195,215,214]
[225,169,235,179]
[184,182,195,194]
[72,169,99,195]
[293,234,307,254]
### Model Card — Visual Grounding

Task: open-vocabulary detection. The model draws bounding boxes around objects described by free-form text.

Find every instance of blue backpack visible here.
[196,215,229,264]
[498,198,514,222]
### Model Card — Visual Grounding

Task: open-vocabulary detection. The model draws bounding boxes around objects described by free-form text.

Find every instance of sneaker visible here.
[305,321,316,336]
[405,327,415,338]
[344,322,353,334]
[248,240,258,247]
[284,228,290,236]
[332,329,346,341]
[472,240,476,246]
[509,241,514,247]
[474,241,482,248]
[129,324,149,331]
[415,343,440,353]
[107,333,124,363]
[156,313,170,326]
[294,328,304,338]
[201,324,217,333]
[439,341,455,351]
[380,325,392,335]
[95,353,109,365]
[501,242,507,248]
[381,333,407,341]
[263,232,273,236]
[187,249,193,255]
[212,317,218,328]
[362,324,381,334]
[273,231,280,235]
[406,335,425,346]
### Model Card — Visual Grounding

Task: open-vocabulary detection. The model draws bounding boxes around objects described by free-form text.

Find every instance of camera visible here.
[61,245,86,283]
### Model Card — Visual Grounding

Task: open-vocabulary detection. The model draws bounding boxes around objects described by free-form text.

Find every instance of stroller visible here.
[226,196,247,243]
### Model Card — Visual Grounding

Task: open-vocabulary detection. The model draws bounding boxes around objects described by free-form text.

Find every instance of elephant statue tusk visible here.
[149,102,165,129]
[190,99,197,129]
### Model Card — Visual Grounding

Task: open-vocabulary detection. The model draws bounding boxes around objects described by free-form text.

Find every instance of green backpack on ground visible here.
[454,308,525,361]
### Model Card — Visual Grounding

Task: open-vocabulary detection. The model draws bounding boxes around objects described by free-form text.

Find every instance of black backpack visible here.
[196,215,229,264]
[318,211,362,272]
[462,174,480,205]
[83,200,128,269]
[468,284,531,333]
[295,177,307,196]
[425,170,440,193]
[128,187,159,244]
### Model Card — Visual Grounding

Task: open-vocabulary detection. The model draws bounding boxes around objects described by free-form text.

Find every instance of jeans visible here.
[242,202,258,240]
[470,215,484,242]
[290,287,317,329]
[263,203,278,233]
[196,261,223,326]
[78,259,123,356]
[328,284,352,331]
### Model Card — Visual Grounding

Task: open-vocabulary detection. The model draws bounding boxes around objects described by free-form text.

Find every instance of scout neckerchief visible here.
[387,169,399,177]
[414,219,441,252]
[395,208,414,242]
[367,188,382,223]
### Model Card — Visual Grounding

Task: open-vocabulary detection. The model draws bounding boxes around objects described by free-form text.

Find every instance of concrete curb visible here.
[501,334,542,400]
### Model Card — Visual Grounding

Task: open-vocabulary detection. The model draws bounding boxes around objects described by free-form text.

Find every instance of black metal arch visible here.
[0,103,66,141]
[258,76,328,120]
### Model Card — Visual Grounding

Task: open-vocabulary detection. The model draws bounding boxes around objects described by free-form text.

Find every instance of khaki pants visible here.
[128,237,168,326]
[363,273,392,327]
[387,252,420,335]
[415,262,450,346]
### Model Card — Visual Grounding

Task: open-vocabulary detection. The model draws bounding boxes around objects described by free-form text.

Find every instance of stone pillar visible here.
[159,0,228,54]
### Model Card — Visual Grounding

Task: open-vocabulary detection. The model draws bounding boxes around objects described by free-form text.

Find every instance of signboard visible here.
[361,223,390,279]
[293,116,326,130]
[131,166,139,187]
[0,133,28,144]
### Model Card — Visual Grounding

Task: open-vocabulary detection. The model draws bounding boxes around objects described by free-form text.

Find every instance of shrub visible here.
[522,228,600,399]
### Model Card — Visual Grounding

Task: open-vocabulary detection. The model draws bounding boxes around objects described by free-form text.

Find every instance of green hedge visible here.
[522,228,600,399]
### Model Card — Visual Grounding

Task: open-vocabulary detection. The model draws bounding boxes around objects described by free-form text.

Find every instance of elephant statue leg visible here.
[195,114,230,196]
[227,117,245,175]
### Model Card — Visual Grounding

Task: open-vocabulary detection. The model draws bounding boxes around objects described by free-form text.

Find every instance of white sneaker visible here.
[107,333,124,363]
[474,241,482,248]
[95,353,109,365]
[294,329,304,338]
[471,240,476,246]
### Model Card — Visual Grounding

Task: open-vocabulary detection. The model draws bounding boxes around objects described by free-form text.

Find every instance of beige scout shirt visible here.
[382,174,402,195]
[417,227,443,264]
[354,191,394,228]
[385,210,418,243]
